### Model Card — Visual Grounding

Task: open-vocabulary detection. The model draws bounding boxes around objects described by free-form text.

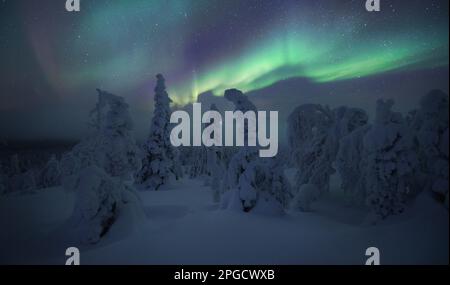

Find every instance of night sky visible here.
[0,0,448,141]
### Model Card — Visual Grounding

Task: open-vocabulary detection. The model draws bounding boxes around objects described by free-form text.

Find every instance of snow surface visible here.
[0,177,448,265]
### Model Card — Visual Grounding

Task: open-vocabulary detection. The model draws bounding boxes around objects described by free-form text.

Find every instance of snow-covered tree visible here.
[220,89,258,196]
[224,157,291,214]
[332,106,369,141]
[40,155,61,188]
[135,74,179,190]
[364,99,419,221]
[224,88,257,113]
[409,90,449,208]
[265,157,292,208]
[91,89,141,179]
[61,89,141,184]
[58,90,145,243]
[203,104,225,184]
[224,88,257,144]
[336,125,371,205]
[288,104,335,195]
[288,104,368,197]
[206,148,228,202]
[220,148,259,206]
[220,89,291,213]
[70,166,144,244]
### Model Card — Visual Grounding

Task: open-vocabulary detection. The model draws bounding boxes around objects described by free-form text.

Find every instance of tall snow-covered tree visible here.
[220,148,259,204]
[220,89,258,196]
[364,99,419,221]
[60,89,141,182]
[288,104,335,195]
[409,90,449,208]
[135,74,178,190]
[336,125,371,206]
[220,89,291,213]
[58,90,144,243]
[204,104,225,184]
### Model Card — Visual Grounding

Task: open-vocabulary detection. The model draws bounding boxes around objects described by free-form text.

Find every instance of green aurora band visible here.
[29,1,448,106]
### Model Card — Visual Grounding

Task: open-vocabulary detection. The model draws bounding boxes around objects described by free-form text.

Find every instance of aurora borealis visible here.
[0,0,449,139]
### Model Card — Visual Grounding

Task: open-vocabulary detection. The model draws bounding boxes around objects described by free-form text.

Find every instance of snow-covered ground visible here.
[0,177,448,265]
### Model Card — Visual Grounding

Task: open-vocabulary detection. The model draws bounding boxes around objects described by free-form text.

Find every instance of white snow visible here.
[0,177,447,265]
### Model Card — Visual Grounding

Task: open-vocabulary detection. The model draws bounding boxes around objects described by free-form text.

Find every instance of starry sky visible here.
[0,0,448,140]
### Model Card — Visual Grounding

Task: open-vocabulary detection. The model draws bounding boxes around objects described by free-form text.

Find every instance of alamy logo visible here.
[66,0,80,12]
[366,0,380,12]
[65,247,80,265]
[170,103,278,158]
[365,247,380,265]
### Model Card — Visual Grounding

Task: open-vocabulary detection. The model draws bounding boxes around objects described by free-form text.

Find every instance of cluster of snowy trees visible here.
[173,87,448,220]
[335,91,449,221]
[287,104,368,211]
[0,153,63,195]
[207,89,292,214]
[0,72,448,240]
[287,91,448,221]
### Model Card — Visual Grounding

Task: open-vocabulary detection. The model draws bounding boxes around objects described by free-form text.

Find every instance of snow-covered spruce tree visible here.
[70,166,144,244]
[333,107,370,205]
[91,89,141,180]
[336,125,371,206]
[288,104,335,195]
[135,74,178,190]
[409,90,449,208]
[220,89,291,213]
[40,155,61,188]
[170,102,203,178]
[60,89,141,184]
[363,99,419,221]
[227,158,291,214]
[59,90,144,243]
[209,148,226,203]
[204,104,225,186]
[220,148,259,199]
[220,89,258,197]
